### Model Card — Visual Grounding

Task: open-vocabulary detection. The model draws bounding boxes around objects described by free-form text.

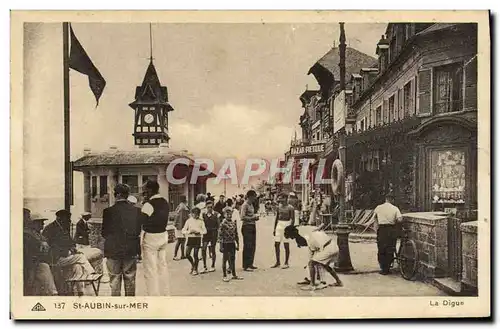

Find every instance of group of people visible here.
[172,191,260,282]
[23,180,172,297]
[168,188,345,290]
[23,208,98,296]
[24,179,403,295]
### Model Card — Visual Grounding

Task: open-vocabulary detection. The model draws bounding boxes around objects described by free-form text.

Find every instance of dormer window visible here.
[389,35,397,63]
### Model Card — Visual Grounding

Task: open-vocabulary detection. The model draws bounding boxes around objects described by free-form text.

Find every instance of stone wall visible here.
[403,212,449,280]
[461,221,478,293]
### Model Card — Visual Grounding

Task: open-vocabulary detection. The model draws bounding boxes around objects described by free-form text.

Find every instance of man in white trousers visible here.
[141,180,170,296]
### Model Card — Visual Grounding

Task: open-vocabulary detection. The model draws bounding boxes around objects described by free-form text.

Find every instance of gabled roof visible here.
[308,47,377,83]
[416,23,460,36]
[129,61,173,109]
[299,90,319,107]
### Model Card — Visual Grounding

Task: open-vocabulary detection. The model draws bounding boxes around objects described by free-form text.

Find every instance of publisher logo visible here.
[31,302,46,312]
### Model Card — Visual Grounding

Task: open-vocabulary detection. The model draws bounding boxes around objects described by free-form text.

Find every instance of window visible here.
[434,63,463,114]
[99,176,108,197]
[404,81,413,116]
[389,95,395,121]
[389,36,397,63]
[122,175,139,193]
[168,183,184,212]
[376,106,382,125]
[91,176,97,197]
[360,119,365,132]
[142,175,157,186]
[149,139,156,144]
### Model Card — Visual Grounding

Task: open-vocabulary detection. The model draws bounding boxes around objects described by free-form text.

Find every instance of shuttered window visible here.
[383,99,389,123]
[398,88,404,120]
[411,77,416,115]
[433,63,463,114]
[463,56,477,110]
[389,95,395,122]
[404,81,413,117]
[417,68,432,116]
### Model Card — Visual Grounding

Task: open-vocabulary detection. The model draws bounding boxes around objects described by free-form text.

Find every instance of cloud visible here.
[170,103,294,159]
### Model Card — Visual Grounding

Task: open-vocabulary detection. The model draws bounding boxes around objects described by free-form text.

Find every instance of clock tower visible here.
[129,60,174,147]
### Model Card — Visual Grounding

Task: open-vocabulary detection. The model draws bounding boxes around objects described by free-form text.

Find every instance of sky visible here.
[23,22,386,201]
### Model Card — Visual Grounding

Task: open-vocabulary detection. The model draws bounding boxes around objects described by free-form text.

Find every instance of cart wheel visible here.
[398,239,418,280]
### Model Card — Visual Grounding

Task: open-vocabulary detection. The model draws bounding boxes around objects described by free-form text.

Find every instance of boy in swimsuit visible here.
[271,193,295,269]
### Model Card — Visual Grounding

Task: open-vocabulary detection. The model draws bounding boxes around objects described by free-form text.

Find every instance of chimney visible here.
[339,22,346,91]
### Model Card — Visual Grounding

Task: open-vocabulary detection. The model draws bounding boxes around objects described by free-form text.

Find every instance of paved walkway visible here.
[93,214,446,297]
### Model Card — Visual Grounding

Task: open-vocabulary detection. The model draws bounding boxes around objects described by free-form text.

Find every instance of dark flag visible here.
[68,26,106,106]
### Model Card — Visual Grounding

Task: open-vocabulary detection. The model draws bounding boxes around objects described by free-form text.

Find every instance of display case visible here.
[431,149,466,214]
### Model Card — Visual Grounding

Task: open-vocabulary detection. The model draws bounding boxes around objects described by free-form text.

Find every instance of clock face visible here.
[144,113,154,124]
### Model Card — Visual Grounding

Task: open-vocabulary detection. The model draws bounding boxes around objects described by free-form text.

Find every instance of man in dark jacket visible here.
[75,212,91,247]
[214,195,226,214]
[42,209,95,296]
[102,184,142,296]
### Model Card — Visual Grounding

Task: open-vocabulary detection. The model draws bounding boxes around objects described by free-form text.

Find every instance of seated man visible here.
[42,209,96,296]
[23,208,58,296]
[284,225,343,291]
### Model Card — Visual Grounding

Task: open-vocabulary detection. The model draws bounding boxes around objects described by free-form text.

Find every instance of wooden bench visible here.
[50,247,104,296]
[66,273,103,296]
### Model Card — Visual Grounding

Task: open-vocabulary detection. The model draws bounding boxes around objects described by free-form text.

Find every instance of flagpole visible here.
[63,22,71,212]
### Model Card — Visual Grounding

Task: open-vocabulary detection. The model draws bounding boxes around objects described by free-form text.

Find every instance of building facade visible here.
[291,43,377,206]
[346,23,478,215]
[286,22,478,218]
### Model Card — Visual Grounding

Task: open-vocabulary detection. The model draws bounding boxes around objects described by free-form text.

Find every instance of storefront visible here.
[345,116,421,211]
[287,141,326,207]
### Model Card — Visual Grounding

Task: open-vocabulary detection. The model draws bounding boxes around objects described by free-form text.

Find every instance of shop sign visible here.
[333,90,347,134]
[290,143,325,157]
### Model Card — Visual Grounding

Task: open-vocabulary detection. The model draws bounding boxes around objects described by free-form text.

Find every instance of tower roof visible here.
[129,61,173,109]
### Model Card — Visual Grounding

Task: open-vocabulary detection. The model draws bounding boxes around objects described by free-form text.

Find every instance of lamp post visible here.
[333,21,354,272]
[334,129,354,272]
